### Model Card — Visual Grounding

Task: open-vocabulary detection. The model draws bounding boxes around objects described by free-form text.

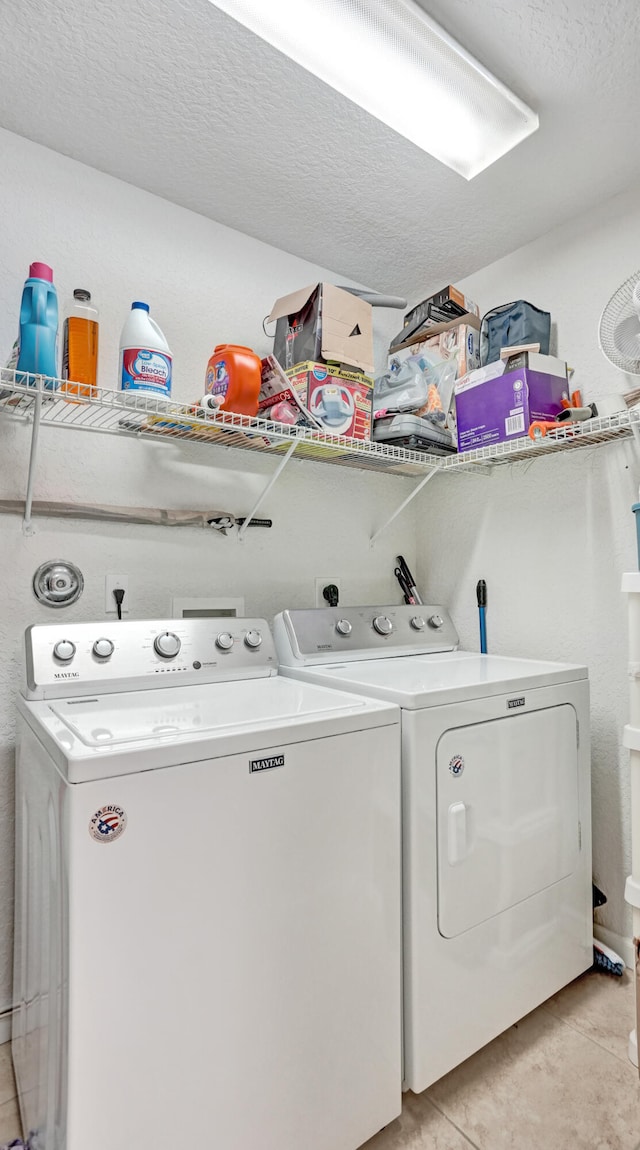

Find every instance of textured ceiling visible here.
[1,0,639,299]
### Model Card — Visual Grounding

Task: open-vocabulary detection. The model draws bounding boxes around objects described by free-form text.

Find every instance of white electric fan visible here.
[599,271,640,376]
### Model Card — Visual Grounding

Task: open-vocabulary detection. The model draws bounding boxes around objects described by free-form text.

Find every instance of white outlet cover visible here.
[105,572,130,614]
[315,577,342,608]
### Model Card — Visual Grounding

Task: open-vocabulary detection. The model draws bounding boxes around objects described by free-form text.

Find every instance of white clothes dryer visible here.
[14,618,402,1150]
[274,605,593,1092]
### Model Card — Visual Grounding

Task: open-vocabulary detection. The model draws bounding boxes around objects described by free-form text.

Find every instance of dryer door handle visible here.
[447,801,467,866]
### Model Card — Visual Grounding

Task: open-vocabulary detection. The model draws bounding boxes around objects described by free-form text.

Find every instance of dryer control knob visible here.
[373,615,393,636]
[53,639,76,662]
[216,632,234,651]
[244,630,263,649]
[154,631,181,659]
[410,616,426,631]
[335,619,352,636]
[93,638,114,660]
[428,614,444,630]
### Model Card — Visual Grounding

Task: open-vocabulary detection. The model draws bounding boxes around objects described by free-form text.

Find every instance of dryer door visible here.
[437,704,580,939]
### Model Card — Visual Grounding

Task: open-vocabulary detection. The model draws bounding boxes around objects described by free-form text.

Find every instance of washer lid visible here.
[282,651,587,709]
[19,676,398,782]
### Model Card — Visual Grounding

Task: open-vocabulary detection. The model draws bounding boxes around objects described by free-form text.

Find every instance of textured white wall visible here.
[0,129,414,1019]
[417,186,640,953]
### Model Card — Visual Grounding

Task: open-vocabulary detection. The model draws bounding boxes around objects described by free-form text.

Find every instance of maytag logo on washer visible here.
[89,805,128,844]
[449,754,464,777]
[250,754,285,774]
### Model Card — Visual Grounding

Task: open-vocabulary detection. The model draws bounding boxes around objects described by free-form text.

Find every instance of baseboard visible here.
[593,924,635,970]
[0,1011,11,1046]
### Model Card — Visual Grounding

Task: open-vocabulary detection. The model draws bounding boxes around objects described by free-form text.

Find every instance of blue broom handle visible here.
[479,607,487,654]
[476,579,487,654]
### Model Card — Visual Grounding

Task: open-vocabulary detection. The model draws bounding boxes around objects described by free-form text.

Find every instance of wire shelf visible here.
[440,405,640,470]
[0,373,444,478]
[0,372,637,478]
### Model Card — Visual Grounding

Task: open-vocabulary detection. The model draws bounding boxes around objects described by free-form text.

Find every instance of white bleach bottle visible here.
[119,301,172,399]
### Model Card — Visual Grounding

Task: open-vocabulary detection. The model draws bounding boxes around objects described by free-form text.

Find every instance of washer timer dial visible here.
[93,638,114,660]
[154,631,181,659]
[53,639,76,662]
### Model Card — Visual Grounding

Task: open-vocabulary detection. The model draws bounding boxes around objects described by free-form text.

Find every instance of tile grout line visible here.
[538,1001,640,1073]
[425,1096,484,1150]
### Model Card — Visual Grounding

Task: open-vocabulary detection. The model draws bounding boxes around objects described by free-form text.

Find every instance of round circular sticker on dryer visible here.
[89,804,128,844]
[449,754,465,778]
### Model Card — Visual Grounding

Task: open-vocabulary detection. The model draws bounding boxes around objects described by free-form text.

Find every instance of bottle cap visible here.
[132,301,150,312]
[73,288,91,301]
[29,262,53,282]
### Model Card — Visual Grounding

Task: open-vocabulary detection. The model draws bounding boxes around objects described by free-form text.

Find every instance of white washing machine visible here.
[14,618,402,1150]
[274,605,593,1092]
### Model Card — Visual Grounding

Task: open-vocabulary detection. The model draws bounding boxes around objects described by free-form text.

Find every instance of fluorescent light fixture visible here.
[211,0,538,179]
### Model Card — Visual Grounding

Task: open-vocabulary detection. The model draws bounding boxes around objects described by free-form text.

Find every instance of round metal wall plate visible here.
[33,560,84,608]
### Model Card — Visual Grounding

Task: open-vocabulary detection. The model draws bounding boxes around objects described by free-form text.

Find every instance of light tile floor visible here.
[0,971,636,1148]
[366,969,640,1150]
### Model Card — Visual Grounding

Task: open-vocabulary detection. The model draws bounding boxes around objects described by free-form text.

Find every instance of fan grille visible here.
[599,270,640,375]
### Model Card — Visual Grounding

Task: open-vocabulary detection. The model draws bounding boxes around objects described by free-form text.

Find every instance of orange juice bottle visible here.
[61,289,99,401]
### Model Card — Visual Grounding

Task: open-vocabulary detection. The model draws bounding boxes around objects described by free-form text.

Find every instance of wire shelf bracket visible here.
[237,440,298,540]
[23,375,45,535]
[370,466,439,545]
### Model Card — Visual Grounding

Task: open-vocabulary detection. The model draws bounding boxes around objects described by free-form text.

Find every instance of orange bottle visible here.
[61,289,99,401]
[204,344,261,417]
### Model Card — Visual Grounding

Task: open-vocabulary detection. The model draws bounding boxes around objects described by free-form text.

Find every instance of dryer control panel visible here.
[24,618,278,699]
[274,605,459,666]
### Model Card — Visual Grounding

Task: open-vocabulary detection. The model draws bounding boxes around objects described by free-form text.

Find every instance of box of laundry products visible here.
[454,355,568,451]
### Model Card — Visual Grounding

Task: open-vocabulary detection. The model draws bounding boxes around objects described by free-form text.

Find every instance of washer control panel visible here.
[24,618,277,699]
[274,605,459,665]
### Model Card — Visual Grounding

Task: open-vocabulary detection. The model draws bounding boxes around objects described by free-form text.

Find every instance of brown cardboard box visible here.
[390,287,480,349]
[390,312,480,353]
[268,283,374,376]
[388,318,481,380]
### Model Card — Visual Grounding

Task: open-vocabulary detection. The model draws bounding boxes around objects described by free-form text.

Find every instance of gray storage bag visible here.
[480,301,551,365]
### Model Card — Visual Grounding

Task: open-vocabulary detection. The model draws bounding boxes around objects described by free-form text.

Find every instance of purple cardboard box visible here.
[454,358,568,451]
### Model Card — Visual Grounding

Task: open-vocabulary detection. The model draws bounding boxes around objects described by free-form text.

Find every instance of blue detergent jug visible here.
[16,262,59,387]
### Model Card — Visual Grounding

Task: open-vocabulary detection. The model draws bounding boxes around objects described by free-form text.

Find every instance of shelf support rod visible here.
[237,440,298,540]
[23,376,44,535]
[370,466,439,546]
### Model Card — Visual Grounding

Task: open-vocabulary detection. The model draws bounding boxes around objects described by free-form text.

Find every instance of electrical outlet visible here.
[105,572,130,615]
[315,577,342,608]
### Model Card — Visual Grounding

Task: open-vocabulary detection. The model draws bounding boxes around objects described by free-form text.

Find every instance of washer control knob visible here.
[154,631,181,659]
[53,639,76,663]
[335,619,352,636]
[216,632,234,651]
[410,616,426,631]
[244,630,263,649]
[93,638,114,660]
[373,615,393,636]
[428,614,444,630]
